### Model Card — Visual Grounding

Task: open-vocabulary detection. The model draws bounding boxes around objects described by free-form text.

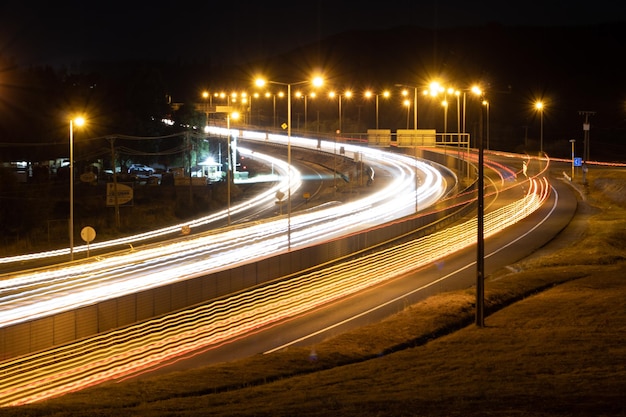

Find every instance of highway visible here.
[0,135,564,407]
[0,137,447,329]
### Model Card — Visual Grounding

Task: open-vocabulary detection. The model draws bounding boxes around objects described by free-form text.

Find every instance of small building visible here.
[196,158,224,182]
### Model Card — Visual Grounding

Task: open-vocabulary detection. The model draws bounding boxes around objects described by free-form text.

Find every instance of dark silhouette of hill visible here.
[2,23,625,162]
[246,22,626,159]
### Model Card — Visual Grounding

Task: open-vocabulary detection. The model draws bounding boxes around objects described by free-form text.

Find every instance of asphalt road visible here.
[117,158,577,382]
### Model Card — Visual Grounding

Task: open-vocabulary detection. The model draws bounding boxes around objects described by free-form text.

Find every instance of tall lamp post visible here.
[201,90,212,126]
[395,84,419,129]
[255,76,324,249]
[364,90,390,129]
[569,139,576,179]
[462,85,483,178]
[403,99,411,129]
[476,92,486,327]
[226,111,240,225]
[483,100,490,150]
[329,90,351,134]
[69,116,85,261]
[535,101,544,154]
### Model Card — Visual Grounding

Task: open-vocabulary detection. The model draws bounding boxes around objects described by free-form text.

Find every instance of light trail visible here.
[0,176,551,407]
[0,148,293,265]
[0,142,446,329]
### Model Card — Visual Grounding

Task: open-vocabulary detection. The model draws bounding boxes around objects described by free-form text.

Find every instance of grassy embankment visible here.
[3,167,626,417]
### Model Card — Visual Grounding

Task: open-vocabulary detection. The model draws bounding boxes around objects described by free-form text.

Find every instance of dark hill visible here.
[243,22,626,160]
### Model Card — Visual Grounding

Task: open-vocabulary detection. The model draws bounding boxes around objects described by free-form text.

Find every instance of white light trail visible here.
[0,140,445,329]
[0,177,551,407]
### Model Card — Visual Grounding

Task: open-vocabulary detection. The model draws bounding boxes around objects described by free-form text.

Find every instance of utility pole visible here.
[578,110,595,185]
[476,97,485,328]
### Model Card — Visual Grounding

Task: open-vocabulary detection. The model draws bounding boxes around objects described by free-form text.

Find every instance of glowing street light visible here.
[262,91,285,129]
[535,101,544,154]
[69,116,86,261]
[403,98,411,129]
[201,90,212,125]
[395,84,421,129]
[295,91,317,131]
[255,75,324,249]
[364,90,390,129]
[226,111,240,225]
[483,99,490,150]
[475,88,486,328]
[328,90,351,133]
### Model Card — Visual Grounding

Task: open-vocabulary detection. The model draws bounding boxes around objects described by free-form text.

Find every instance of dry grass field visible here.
[2,167,625,416]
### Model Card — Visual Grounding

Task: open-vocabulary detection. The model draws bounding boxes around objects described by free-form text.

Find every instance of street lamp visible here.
[403,98,411,129]
[263,90,284,129]
[569,139,576,179]
[462,85,483,178]
[476,91,486,328]
[255,75,324,249]
[201,90,212,126]
[364,90,390,129]
[69,116,85,261]
[441,99,448,146]
[535,101,544,154]
[395,84,419,129]
[295,91,317,132]
[329,90,351,133]
[226,111,240,226]
[483,99,490,150]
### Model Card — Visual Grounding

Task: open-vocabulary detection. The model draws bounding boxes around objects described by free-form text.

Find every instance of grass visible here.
[2,167,626,416]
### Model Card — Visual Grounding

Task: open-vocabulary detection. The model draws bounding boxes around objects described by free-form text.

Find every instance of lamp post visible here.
[483,99,490,150]
[296,91,316,132]
[403,99,411,129]
[535,101,544,154]
[578,110,595,185]
[442,99,448,146]
[395,84,419,129]
[476,93,485,328]
[226,111,240,225]
[364,90,390,129]
[462,85,483,178]
[202,90,212,126]
[569,139,576,179]
[255,76,324,249]
[329,90,351,134]
[264,91,284,129]
[69,116,85,261]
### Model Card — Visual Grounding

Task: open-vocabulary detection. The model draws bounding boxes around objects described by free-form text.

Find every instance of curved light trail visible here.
[0,176,551,407]
[0,140,446,329]
[0,148,293,265]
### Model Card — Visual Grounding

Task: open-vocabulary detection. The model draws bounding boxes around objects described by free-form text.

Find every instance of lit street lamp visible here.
[201,90,212,126]
[262,91,285,129]
[569,139,576,179]
[403,98,411,129]
[329,90,351,133]
[226,111,240,225]
[462,85,483,178]
[69,116,85,261]
[395,84,420,129]
[364,90,390,129]
[483,99,490,150]
[476,92,486,328]
[255,76,324,249]
[535,101,544,154]
[295,91,317,132]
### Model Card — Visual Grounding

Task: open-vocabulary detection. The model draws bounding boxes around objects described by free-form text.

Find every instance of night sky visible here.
[1,0,624,67]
